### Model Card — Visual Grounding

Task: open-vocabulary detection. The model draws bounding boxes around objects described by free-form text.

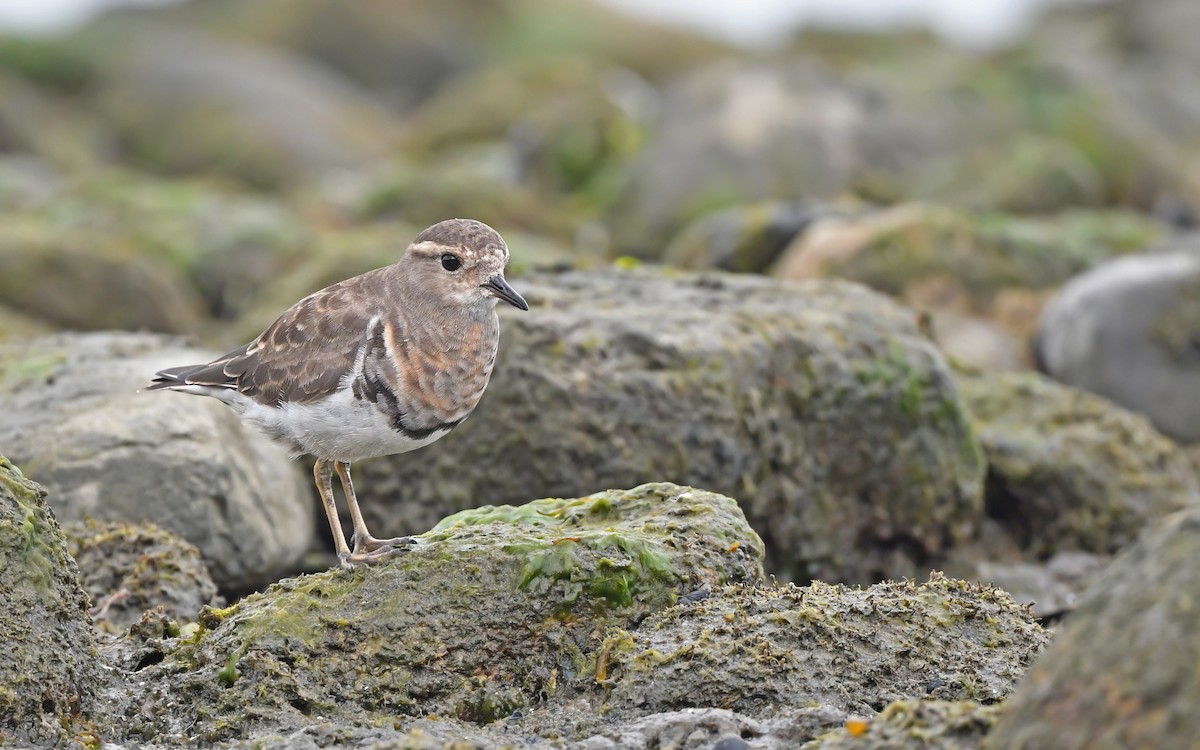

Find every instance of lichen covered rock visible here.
[959,370,1199,557]
[103,483,763,744]
[0,454,100,747]
[600,573,1047,722]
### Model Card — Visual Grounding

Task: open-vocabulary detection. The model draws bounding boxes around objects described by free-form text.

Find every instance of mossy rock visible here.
[0,216,207,334]
[600,573,1047,723]
[0,454,100,747]
[66,520,222,633]
[91,28,397,190]
[959,370,1199,557]
[102,483,763,744]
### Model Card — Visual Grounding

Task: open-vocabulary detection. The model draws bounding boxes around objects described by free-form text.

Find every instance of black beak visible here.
[483,275,529,311]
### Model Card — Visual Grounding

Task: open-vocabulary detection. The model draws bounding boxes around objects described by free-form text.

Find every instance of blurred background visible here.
[0,0,1195,365]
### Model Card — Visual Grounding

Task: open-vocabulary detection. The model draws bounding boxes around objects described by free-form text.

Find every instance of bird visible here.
[147,218,528,568]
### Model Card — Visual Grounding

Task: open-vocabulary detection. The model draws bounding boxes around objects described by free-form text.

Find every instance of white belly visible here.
[234,387,451,462]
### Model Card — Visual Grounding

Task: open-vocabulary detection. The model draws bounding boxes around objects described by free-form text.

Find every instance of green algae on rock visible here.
[102,483,763,744]
[959,370,1200,557]
[0,454,100,748]
[66,519,222,633]
[600,573,1047,722]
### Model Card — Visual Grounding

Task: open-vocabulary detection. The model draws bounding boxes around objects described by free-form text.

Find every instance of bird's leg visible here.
[335,460,413,556]
[314,459,354,565]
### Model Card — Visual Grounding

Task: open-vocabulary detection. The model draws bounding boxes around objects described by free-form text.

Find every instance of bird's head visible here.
[402,218,529,314]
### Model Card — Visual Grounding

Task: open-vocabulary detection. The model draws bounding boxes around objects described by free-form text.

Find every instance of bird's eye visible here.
[440,253,461,272]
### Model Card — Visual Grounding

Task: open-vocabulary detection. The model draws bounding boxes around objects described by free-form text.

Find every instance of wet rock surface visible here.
[359,268,985,585]
[0,331,314,590]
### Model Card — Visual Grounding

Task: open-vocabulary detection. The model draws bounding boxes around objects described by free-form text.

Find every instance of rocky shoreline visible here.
[1,0,1199,746]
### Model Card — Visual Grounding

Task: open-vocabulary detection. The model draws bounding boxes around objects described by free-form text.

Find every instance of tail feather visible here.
[146,356,241,392]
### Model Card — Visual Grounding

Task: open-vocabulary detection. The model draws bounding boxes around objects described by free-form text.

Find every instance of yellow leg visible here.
[334,460,413,555]
[314,459,352,563]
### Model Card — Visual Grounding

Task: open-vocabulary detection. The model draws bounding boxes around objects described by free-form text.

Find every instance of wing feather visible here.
[149,270,386,405]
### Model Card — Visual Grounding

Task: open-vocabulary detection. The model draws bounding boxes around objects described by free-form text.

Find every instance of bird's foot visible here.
[352,534,416,555]
[337,544,410,569]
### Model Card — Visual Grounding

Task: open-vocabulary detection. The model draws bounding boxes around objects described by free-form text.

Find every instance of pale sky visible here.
[0,0,1101,48]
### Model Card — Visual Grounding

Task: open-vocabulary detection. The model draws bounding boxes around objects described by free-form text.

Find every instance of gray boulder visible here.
[357,268,986,584]
[93,28,397,188]
[0,454,101,748]
[1035,235,1200,442]
[0,331,313,589]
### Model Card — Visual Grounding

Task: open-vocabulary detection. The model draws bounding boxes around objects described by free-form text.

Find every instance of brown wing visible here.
[150,271,385,406]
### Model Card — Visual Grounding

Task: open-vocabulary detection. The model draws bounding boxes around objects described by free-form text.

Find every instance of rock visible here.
[606,61,892,254]
[0,154,63,211]
[357,268,985,584]
[93,28,397,189]
[1027,0,1200,212]
[0,332,313,590]
[926,311,1026,372]
[0,301,52,343]
[0,215,208,334]
[986,507,1200,749]
[215,0,723,111]
[807,700,1001,749]
[773,204,1166,355]
[0,454,101,747]
[969,550,1110,620]
[65,520,222,633]
[99,483,764,744]
[577,707,844,750]
[959,370,1199,557]
[663,201,838,273]
[1,168,314,327]
[601,574,1047,721]
[1035,235,1200,442]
